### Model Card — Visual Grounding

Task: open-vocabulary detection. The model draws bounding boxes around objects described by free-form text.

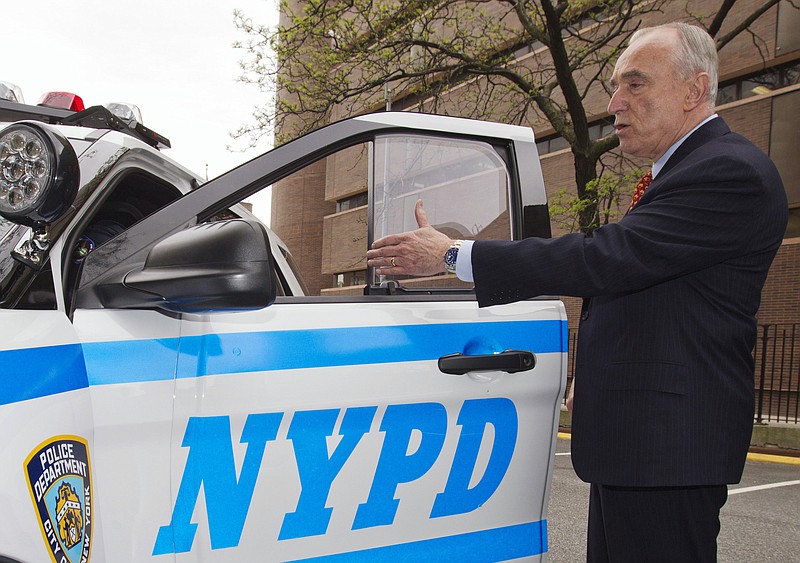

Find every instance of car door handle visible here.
[437,350,536,375]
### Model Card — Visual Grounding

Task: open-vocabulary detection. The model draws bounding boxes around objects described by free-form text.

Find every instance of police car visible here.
[0,83,567,562]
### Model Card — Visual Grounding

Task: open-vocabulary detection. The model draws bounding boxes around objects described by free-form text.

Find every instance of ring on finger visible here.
[391,256,397,267]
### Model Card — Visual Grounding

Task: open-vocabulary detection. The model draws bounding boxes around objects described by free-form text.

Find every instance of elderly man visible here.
[367,22,788,562]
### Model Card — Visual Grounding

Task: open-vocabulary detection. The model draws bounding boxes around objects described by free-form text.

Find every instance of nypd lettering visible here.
[25,436,93,563]
[153,398,517,555]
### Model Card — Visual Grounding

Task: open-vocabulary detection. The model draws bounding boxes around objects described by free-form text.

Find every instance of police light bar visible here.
[104,102,143,128]
[1,86,171,150]
[0,81,24,103]
[62,105,171,150]
[38,91,85,112]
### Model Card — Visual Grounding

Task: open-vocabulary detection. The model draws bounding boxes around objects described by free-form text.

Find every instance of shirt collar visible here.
[652,114,718,178]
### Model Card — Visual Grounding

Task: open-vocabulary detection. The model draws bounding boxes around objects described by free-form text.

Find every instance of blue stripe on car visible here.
[0,343,87,406]
[1,319,566,404]
[286,520,547,561]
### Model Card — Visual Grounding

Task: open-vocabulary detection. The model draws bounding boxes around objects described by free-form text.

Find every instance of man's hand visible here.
[366,200,453,276]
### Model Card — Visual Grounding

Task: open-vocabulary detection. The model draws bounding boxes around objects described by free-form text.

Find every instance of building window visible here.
[336,192,368,212]
[717,60,800,106]
[336,270,366,287]
[536,118,614,156]
[716,83,738,105]
[513,41,545,59]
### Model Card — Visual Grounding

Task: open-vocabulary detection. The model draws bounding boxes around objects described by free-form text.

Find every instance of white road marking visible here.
[728,480,800,495]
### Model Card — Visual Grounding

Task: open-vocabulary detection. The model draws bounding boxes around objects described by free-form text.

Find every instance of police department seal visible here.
[25,436,93,563]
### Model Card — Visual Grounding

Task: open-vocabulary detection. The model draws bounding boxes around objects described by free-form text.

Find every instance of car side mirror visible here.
[122,219,277,313]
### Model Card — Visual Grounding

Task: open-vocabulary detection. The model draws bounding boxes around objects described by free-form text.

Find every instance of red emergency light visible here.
[38,91,85,112]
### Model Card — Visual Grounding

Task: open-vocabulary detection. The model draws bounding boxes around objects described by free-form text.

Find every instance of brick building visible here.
[270,1,800,329]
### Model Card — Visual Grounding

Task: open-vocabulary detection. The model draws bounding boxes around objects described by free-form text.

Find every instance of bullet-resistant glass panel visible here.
[370,134,511,289]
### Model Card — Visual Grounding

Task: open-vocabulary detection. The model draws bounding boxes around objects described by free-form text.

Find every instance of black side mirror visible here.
[121,219,277,313]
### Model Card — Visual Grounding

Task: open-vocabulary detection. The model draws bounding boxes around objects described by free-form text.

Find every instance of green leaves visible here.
[233,0,792,233]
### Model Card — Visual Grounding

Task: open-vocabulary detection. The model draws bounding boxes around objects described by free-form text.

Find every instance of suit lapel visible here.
[633,118,731,209]
[658,117,731,177]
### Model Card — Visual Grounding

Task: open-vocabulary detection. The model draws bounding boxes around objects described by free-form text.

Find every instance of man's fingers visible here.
[415,199,431,228]
[367,200,446,277]
[370,233,402,250]
[371,200,428,250]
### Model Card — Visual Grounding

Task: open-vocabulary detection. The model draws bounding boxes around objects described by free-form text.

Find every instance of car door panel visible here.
[152,299,565,561]
[71,309,181,562]
[61,112,565,562]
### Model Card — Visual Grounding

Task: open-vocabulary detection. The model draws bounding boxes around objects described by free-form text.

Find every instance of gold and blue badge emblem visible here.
[25,436,93,563]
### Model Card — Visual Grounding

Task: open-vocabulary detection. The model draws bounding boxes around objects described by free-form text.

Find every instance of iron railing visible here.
[563,324,800,424]
[754,323,799,423]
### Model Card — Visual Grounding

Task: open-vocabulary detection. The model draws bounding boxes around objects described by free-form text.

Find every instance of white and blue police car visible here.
[0,84,567,562]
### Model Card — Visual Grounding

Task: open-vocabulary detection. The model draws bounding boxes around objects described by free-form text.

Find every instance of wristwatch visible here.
[444,240,463,274]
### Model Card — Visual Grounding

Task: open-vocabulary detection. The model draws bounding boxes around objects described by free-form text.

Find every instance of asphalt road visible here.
[546,437,800,562]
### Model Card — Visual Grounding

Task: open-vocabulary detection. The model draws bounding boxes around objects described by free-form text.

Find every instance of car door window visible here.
[373,135,511,242]
[268,134,515,297]
[371,134,512,290]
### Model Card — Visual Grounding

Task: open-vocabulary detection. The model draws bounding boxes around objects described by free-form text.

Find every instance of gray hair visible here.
[630,22,718,109]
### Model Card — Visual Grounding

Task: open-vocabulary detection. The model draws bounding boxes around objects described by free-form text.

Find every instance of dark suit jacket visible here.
[471,118,788,487]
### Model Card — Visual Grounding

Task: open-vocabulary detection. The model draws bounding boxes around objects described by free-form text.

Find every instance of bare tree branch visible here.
[713,0,781,49]
[235,0,796,233]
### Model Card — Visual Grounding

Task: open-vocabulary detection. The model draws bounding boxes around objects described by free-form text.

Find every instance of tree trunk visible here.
[574,151,600,236]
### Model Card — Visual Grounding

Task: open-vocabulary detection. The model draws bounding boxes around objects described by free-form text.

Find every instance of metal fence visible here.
[563,324,800,424]
[754,324,800,423]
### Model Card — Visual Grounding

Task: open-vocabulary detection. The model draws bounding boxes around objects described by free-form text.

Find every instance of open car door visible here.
[76,113,567,562]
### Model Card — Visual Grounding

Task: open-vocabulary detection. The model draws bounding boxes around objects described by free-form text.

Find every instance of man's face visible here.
[607,30,694,161]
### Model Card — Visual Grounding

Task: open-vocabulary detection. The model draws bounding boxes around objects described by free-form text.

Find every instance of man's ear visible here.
[685,72,711,111]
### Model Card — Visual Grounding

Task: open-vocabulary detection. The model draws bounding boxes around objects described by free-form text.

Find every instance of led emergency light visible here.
[105,102,143,127]
[2,83,170,153]
[0,81,24,103]
[0,123,79,226]
[38,91,85,112]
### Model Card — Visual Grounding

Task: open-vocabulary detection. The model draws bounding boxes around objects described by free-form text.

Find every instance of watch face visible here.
[444,246,458,271]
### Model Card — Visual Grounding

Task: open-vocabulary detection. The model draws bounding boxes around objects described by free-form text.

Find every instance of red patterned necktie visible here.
[628,170,652,213]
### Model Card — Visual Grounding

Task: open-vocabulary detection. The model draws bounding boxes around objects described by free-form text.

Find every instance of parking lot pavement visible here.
[719,457,800,562]
[546,437,589,561]
[546,437,800,562]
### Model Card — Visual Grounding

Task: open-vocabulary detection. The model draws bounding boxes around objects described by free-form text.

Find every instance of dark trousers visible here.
[587,483,728,563]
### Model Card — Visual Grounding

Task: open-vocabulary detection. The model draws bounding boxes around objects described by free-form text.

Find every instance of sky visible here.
[2,0,278,221]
